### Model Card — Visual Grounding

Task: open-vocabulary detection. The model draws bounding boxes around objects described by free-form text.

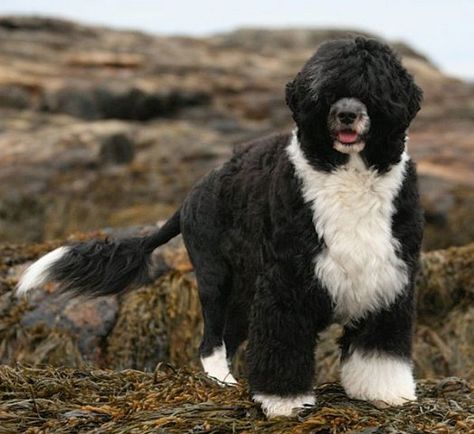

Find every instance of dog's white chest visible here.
[287,136,409,322]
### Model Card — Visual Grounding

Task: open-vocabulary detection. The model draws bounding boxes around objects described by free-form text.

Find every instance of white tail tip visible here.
[16,246,70,296]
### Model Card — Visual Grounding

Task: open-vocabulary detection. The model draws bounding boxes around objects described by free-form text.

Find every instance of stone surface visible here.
[0,16,472,248]
[0,233,472,383]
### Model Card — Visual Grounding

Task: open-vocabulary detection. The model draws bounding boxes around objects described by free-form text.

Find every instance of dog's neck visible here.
[345,153,367,171]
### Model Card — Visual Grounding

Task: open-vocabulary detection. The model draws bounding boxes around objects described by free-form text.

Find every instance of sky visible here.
[1,0,473,80]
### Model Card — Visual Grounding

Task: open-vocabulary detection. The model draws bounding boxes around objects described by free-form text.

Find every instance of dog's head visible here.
[286,37,423,170]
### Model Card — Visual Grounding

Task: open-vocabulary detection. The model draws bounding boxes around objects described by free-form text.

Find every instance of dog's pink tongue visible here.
[337,131,358,144]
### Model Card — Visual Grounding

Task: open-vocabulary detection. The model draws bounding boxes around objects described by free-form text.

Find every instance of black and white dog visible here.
[18,37,424,418]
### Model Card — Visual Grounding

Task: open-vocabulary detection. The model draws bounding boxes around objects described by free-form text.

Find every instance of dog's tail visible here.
[16,210,181,297]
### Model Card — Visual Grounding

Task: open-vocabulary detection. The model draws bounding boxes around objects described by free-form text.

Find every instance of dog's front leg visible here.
[246,280,320,418]
[339,286,417,407]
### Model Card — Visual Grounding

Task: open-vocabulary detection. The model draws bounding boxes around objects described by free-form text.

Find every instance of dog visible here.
[17,37,423,418]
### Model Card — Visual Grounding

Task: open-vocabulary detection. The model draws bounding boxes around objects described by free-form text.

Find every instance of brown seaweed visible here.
[0,365,472,434]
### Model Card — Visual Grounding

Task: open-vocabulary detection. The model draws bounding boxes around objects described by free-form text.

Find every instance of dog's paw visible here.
[207,372,238,386]
[341,349,416,406]
[253,393,315,418]
[201,345,237,386]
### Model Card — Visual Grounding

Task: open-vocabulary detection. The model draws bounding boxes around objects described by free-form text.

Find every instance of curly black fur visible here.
[27,210,181,297]
[287,37,422,172]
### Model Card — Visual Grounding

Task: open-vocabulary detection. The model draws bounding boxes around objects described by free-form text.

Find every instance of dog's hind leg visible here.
[180,185,237,384]
[223,302,249,363]
[193,260,237,385]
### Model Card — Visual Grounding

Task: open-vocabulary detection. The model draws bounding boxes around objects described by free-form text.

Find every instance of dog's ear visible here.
[285,73,301,120]
[407,81,423,123]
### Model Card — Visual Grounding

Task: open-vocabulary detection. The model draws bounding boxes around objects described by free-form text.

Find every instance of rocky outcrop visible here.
[1,232,472,384]
[0,16,472,249]
[0,17,472,432]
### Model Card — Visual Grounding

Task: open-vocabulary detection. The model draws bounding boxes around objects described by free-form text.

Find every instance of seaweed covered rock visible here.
[0,228,200,372]
[414,243,474,380]
[0,365,472,433]
[106,271,201,371]
[0,234,473,386]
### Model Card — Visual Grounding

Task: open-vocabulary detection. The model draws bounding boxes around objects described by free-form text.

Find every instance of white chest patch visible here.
[287,133,409,322]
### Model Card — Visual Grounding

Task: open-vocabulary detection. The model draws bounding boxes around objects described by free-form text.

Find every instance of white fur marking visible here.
[287,132,409,322]
[253,393,315,418]
[341,349,416,405]
[16,246,70,295]
[334,141,365,154]
[201,345,237,385]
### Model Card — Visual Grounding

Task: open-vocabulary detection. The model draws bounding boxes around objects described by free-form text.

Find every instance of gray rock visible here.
[0,16,472,248]
[99,133,135,165]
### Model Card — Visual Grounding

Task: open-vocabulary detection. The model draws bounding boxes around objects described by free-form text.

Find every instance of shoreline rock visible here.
[0,234,472,384]
[0,16,473,248]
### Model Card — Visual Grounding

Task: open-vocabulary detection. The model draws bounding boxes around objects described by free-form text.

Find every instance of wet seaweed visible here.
[0,240,473,432]
[1,241,473,382]
[0,365,472,434]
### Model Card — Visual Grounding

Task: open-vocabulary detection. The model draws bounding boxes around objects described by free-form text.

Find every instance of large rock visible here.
[1,233,472,384]
[0,16,472,248]
[39,84,211,120]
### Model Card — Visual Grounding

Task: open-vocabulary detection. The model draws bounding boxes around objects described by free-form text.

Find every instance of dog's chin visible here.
[333,140,366,154]
[331,129,367,154]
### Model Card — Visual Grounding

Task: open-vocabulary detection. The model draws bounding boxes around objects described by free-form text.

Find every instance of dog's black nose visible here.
[337,111,357,124]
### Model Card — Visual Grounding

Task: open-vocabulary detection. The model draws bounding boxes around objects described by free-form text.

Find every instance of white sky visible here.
[1,0,473,80]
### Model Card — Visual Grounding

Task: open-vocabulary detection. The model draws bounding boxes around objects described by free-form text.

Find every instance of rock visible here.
[106,272,201,371]
[414,306,473,382]
[420,177,474,250]
[39,84,211,120]
[0,192,46,243]
[20,293,118,365]
[0,15,96,35]
[0,85,31,109]
[99,133,135,165]
[0,16,472,248]
[1,235,472,383]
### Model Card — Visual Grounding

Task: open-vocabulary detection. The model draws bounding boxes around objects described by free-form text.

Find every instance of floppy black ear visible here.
[286,68,325,124]
[407,81,423,123]
[285,77,298,115]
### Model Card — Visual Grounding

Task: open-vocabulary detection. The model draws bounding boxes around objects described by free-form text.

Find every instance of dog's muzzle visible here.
[328,98,370,154]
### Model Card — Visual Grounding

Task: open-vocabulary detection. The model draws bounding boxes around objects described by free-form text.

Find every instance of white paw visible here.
[210,372,238,386]
[341,349,416,406]
[253,393,315,418]
[201,345,237,386]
